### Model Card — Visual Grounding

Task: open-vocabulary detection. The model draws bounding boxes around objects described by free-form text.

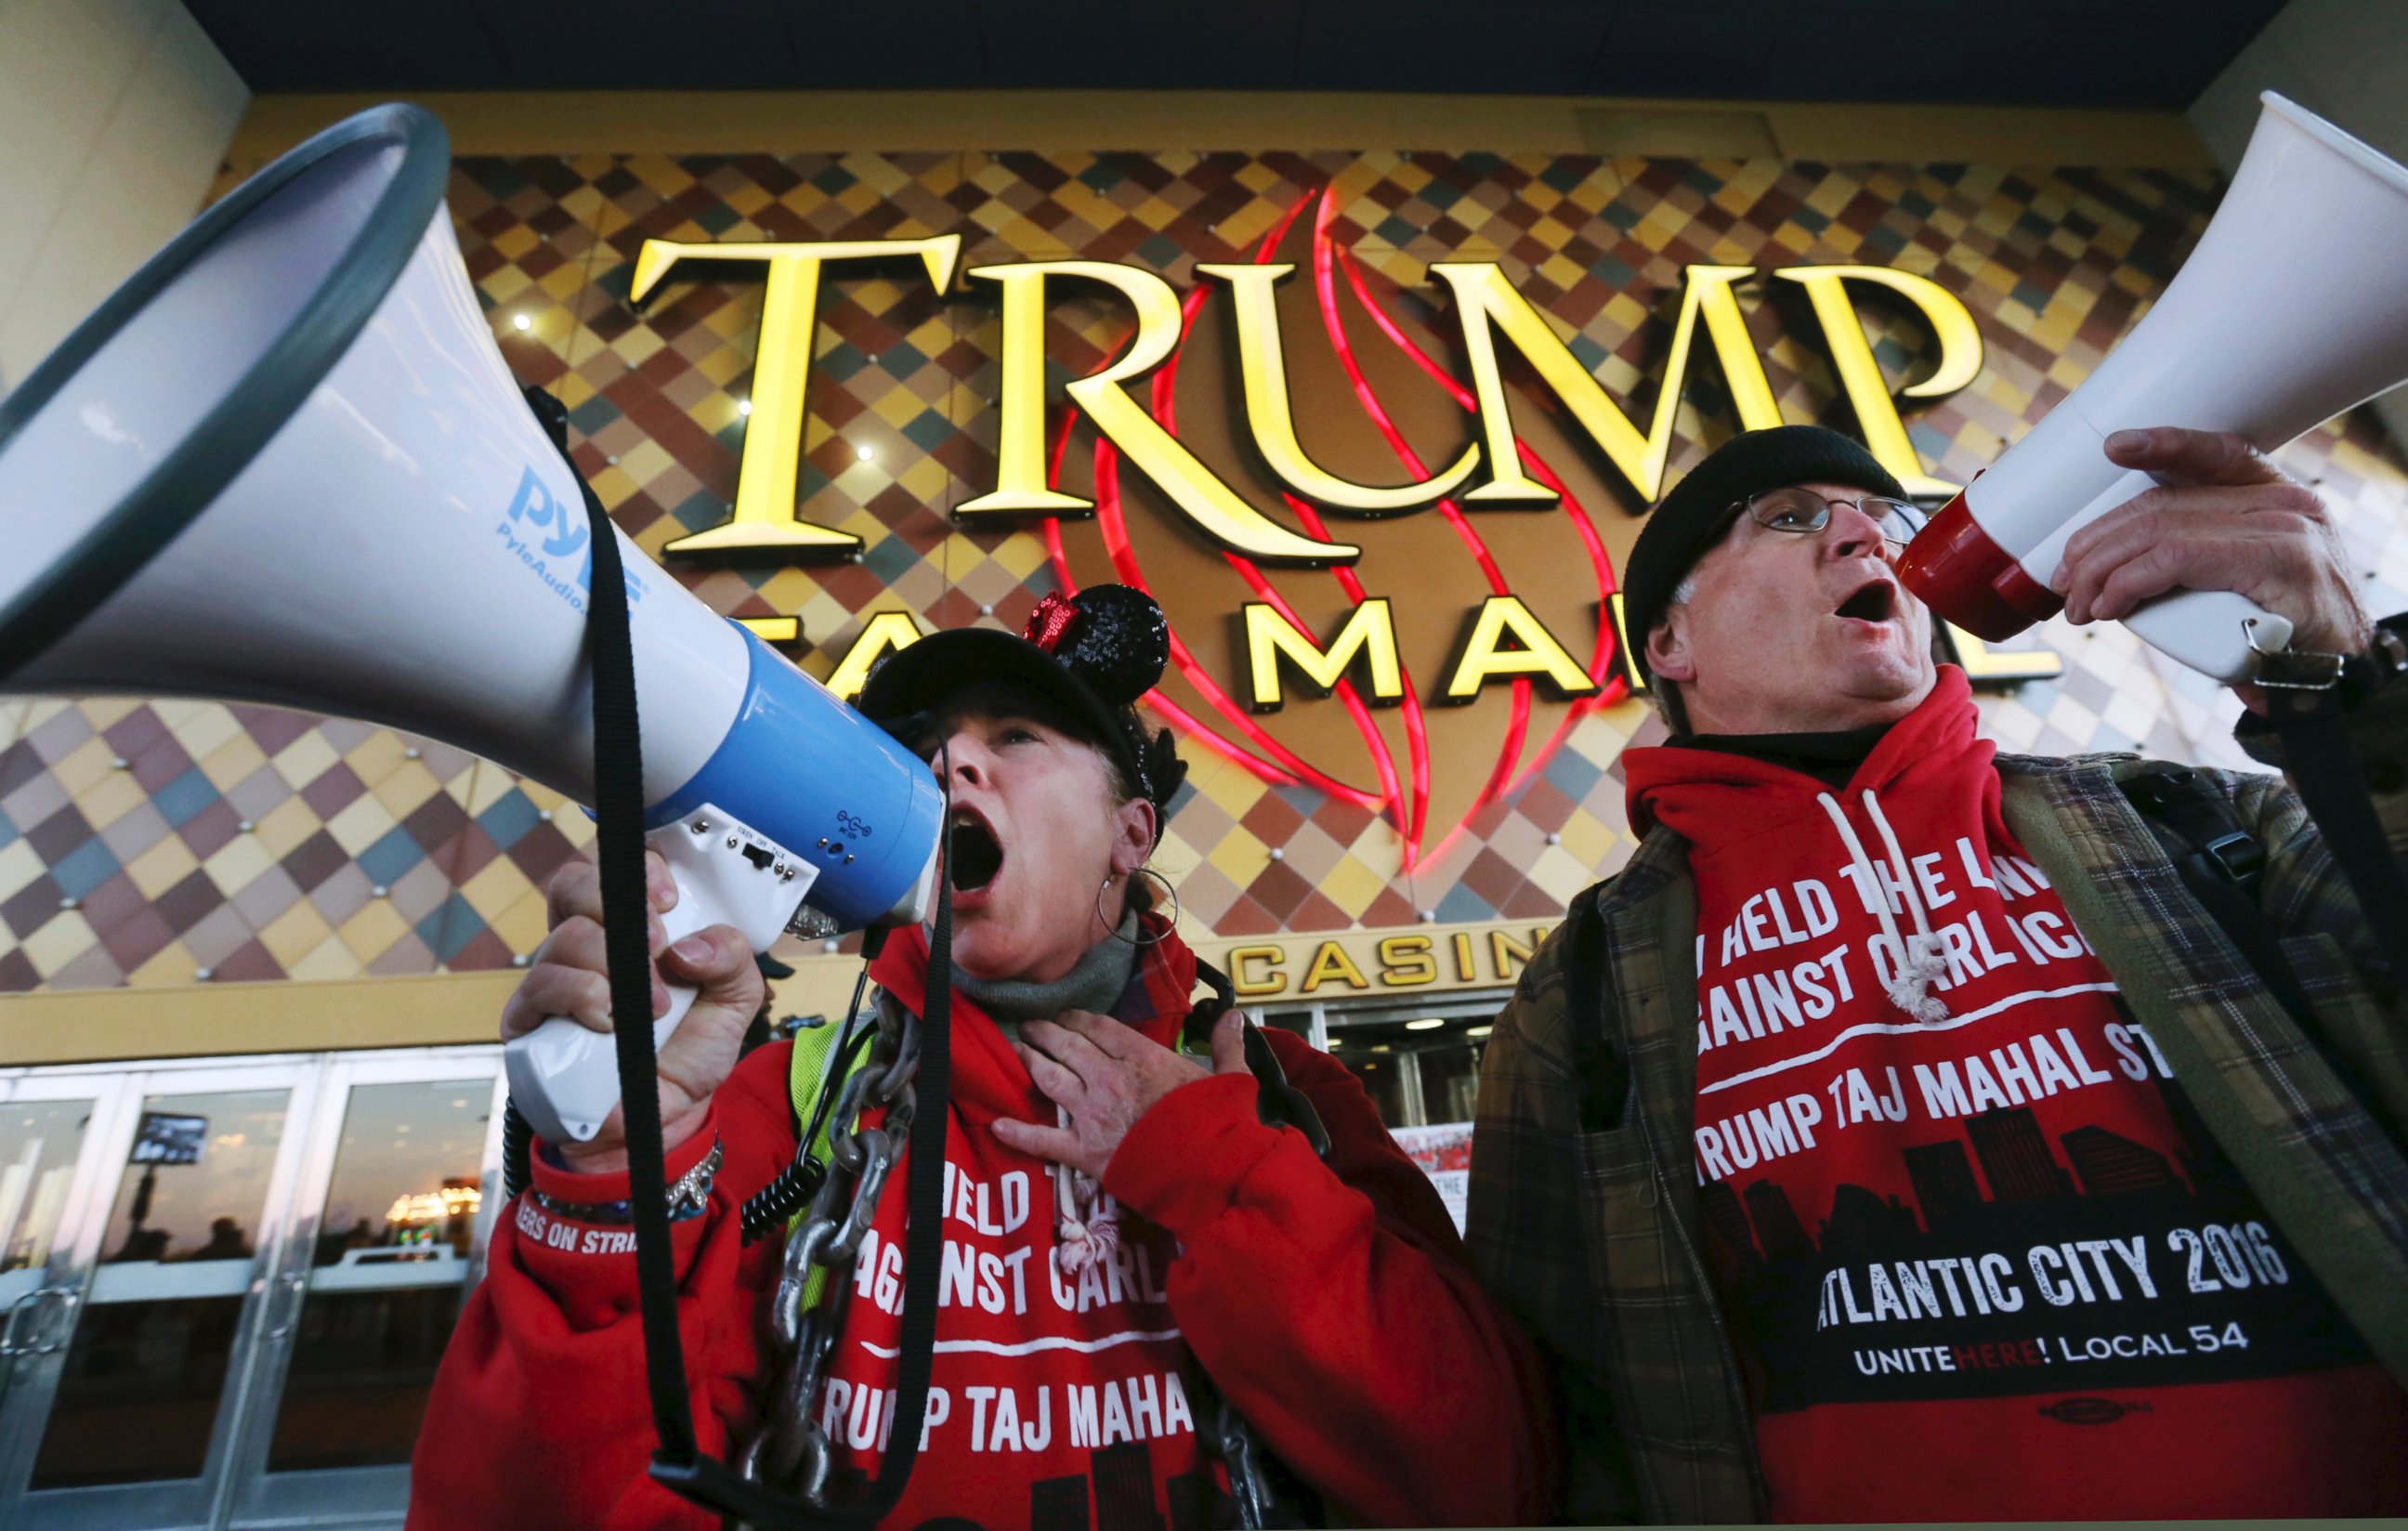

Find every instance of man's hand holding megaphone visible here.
[503,849,765,1173]
[2050,425,2375,706]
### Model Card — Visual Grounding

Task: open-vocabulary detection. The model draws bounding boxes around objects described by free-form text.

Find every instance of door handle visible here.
[0,1287,40,1358]
[4,1287,80,1358]
[262,1271,308,1341]
[27,1289,78,1355]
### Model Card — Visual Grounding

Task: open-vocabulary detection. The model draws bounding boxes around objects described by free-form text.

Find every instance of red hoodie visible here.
[1623,667,2408,1522]
[409,925,1552,1529]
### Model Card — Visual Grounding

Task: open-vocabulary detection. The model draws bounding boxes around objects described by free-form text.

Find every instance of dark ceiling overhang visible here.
[187,1,2283,112]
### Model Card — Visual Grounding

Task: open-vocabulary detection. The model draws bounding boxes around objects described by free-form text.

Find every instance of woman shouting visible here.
[409,584,1553,1529]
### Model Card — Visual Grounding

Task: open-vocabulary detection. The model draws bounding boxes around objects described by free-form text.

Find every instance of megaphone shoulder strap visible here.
[526,386,957,1528]
[572,399,704,1474]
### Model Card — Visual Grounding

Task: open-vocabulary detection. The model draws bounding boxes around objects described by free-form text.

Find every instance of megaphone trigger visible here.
[504,805,821,1145]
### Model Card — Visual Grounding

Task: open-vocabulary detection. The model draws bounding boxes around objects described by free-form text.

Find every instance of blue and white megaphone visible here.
[0,104,947,1144]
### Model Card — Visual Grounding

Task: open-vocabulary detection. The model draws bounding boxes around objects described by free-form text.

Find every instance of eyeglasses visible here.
[1723,487,1928,550]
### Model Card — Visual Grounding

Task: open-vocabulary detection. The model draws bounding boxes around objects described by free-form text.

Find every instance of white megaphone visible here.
[1900,93,2408,683]
[0,104,946,1145]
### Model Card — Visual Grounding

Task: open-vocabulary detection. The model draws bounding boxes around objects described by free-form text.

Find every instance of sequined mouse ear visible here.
[1024,585,1170,706]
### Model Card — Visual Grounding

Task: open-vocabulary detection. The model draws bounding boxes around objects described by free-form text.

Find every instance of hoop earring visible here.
[1099,867,1178,945]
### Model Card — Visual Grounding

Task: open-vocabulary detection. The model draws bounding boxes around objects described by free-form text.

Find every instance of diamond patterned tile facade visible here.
[6,145,2405,993]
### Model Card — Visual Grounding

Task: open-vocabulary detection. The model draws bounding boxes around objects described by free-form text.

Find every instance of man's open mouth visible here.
[1836,578,1897,623]
[948,807,1004,893]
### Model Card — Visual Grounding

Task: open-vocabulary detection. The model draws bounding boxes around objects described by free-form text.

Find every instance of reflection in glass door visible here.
[33,1088,292,1489]
[0,1048,505,1529]
[275,1080,489,1468]
[1322,997,1504,1129]
[0,1075,130,1458]
[229,1056,504,1527]
[0,1098,95,1383]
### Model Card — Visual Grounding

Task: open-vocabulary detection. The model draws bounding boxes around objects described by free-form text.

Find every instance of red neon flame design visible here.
[1329,228,1628,867]
[1152,201,1408,838]
[1094,436,1375,805]
[1041,186,1629,872]
[1041,194,1387,812]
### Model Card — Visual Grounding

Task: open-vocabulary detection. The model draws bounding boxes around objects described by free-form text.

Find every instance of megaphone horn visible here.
[1899,92,2408,684]
[0,104,946,1145]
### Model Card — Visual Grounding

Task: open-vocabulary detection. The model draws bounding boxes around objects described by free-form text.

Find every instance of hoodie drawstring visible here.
[1052,1105,1121,1276]
[1815,789,1951,1023]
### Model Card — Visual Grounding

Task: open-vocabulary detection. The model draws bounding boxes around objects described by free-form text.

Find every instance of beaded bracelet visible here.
[531,1136,724,1225]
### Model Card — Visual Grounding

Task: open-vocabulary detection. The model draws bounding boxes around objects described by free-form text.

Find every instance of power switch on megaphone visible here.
[502,807,818,1146]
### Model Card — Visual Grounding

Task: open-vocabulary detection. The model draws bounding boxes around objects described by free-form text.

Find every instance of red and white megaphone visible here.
[1900,93,2408,683]
[0,105,948,1145]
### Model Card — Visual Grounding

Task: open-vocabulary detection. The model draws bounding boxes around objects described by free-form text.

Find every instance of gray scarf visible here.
[949,912,1141,1035]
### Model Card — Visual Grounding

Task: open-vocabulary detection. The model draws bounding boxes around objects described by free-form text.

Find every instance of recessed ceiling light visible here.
[737,399,752,415]
[1468,1025,1493,1039]
[856,444,875,462]
[1406,1018,1446,1030]
[512,314,531,331]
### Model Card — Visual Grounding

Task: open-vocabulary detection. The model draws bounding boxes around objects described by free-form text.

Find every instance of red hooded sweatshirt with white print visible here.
[1623,666,2408,1523]
[407,920,1552,1530]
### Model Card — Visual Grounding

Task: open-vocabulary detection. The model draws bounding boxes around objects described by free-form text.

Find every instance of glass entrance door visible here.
[224,1052,504,1528]
[6,1060,318,1531]
[0,1045,506,1530]
[1319,996,1505,1236]
[0,1072,140,1486]
[1321,996,1502,1129]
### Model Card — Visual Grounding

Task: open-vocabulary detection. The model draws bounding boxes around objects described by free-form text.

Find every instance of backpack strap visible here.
[1182,957,1239,1049]
[2122,764,2271,890]
[1558,886,1630,1132]
[2119,764,2318,1032]
[2119,761,2397,1143]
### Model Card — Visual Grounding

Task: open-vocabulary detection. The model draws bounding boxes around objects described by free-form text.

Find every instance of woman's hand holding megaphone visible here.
[2051,425,2375,704]
[503,847,765,1175]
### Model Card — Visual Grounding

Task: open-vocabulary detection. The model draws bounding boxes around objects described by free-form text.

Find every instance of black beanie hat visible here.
[1622,425,1905,675]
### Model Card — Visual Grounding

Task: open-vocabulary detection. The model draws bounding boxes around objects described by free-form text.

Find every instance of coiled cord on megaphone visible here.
[737,960,880,1243]
[516,386,957,1528]
[502,1097,533,1202]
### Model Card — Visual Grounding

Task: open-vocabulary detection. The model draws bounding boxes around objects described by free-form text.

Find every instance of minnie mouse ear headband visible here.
[854,584,1187,836]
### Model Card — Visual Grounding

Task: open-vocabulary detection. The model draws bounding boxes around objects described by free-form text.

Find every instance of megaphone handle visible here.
[504,907,706,1148]
[2121,588,2295,687]
[504,810,813,1146]
[2019,467,2299,685]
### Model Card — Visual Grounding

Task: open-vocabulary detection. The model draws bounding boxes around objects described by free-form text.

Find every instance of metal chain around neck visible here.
[741,993,922,1511]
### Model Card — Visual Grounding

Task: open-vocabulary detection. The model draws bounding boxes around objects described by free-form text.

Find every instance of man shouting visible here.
[1469,424,2408,1521]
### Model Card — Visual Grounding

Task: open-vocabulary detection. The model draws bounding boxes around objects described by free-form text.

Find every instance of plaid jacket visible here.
[1466,694,2408,1524]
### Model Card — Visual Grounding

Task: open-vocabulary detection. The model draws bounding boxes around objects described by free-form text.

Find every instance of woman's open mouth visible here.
[948,807,1004,893]
[1835,578,1898,624]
